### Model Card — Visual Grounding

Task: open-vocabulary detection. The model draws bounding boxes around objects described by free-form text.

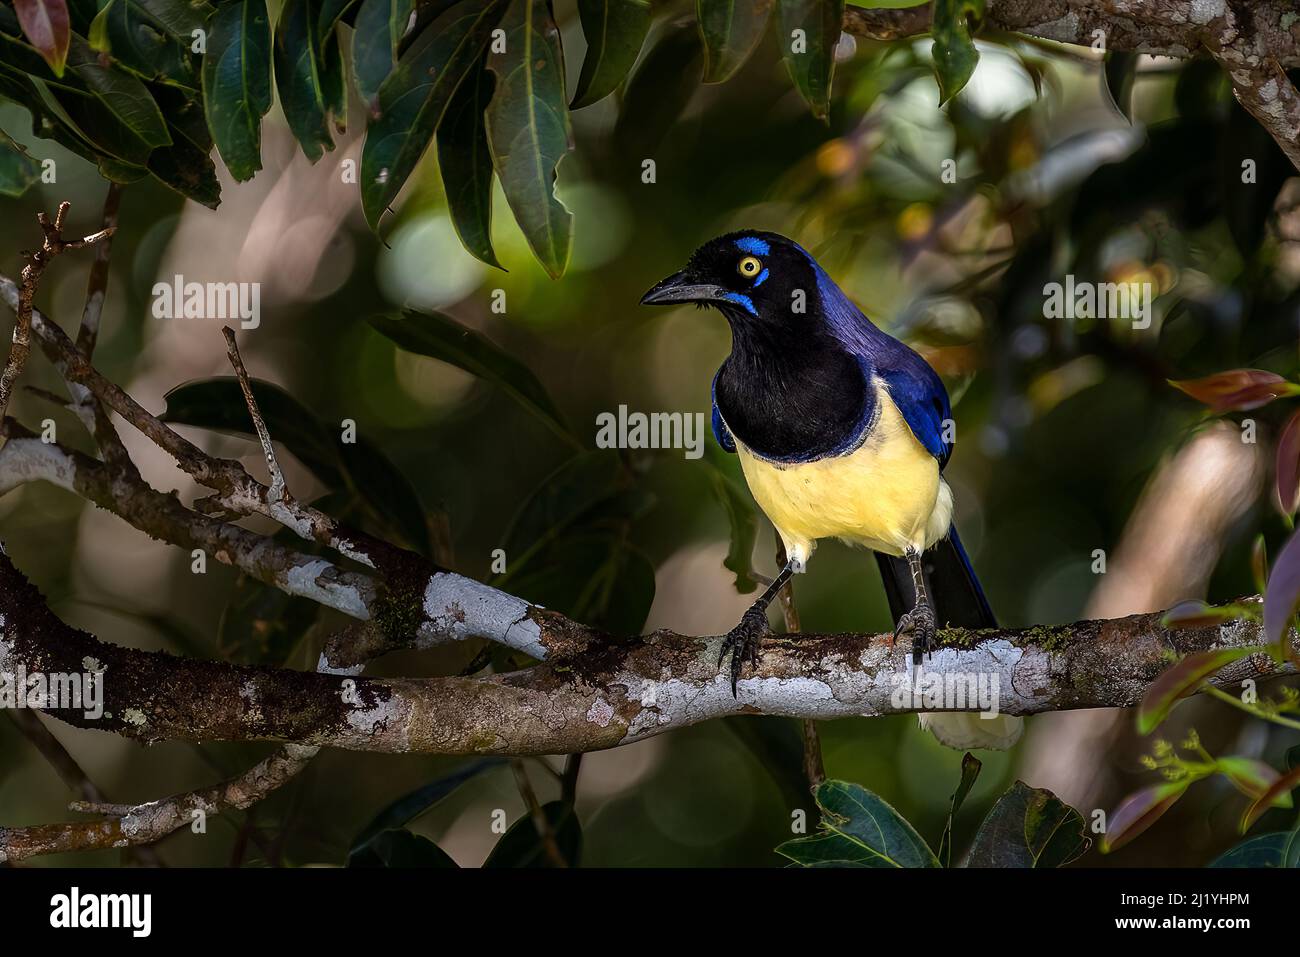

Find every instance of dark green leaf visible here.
[317,0,359,41]
[483,801,582,867]
[704,458,757,594]
[570,0,649,108]
[88,0,203,89]
[930,0,984,106]
[349,757,504,859]
[966,781,1089,867]
[1136,646,1259,734]
[65,32,170,147]
[1101,50,1135,122]
[274,0,336,161]
[777,780,940,868]
[613,21,700,156]
[348,829,460,867]
[159,377,433,555]
[359,0,505,228]
[320,23,346,132]
[350,0,411,108]
[368,309,575,446]
[0,63,112,165]
[438,59,501,268]
[697,0,771,84]
[14,0,71,75]
[0,126,40,196]
[202,0,271,181]
[147,113,220,205]
[502,450,626,565]
[1209,832,1298,868]
[774,0,843,119]
[938,751,981,867]
[485,0,572,278]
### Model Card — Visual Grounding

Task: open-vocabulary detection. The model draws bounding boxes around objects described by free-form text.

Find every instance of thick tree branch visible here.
[846,1,1300,169]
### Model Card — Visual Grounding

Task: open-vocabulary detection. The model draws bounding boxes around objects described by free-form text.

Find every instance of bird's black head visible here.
[640,231,821,332]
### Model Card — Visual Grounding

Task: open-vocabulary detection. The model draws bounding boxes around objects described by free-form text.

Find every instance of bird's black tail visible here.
[874,525,996,632]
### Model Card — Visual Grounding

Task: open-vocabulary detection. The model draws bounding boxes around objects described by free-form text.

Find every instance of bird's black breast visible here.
[714,340,873,462]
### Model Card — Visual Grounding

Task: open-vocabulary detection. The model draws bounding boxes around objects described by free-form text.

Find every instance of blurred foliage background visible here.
[3,0,1300,867]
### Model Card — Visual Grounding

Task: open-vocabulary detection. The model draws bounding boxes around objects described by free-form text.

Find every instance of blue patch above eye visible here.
[735,236,770,255]
[721,292,757,315]
[753,268,769,287]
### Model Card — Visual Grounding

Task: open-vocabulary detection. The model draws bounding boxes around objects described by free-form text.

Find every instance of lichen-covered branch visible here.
[845,1,1300,169]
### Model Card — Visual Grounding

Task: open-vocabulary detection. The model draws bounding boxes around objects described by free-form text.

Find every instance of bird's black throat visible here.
[713,307,873,461]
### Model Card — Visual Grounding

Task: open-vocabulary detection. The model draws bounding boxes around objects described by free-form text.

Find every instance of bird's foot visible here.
[718,606,768,696]
[895,603,937,667]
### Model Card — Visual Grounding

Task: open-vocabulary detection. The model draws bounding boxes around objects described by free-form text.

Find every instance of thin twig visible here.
[510,759,567,867]
[561,754,583,806]
[222,326,287,503]
[0,203,114,447]
[77,183,122,356]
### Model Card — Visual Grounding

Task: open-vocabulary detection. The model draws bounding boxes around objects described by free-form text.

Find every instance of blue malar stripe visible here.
[721,292,757,315]
[753,267,769,287]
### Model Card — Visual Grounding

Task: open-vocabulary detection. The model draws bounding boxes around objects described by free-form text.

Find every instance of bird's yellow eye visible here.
[738,256,762,277]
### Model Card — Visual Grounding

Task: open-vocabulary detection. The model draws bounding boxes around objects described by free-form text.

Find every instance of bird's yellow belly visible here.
[732,388,946,564]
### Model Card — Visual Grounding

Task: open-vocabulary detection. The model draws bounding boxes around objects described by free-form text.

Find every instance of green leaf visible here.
[502,450,627,568]
[774,0,843,120]
[159,377,433,555]
[350,0,411,108]
[0,127,40,196]
[483,801,582,867]
[368,309,576,447]
[930,0,984,106]
[65,32,171,147]
[438,59,501,268]
[484,0,573,279]
[202,0,272,181]
[316,0,359,41]
[147,113,220,205]
[1100,781,1188,854]
[938,751,981,867]
[613,22,701,157]
[14,0,71,75]
[274,0,336,161]
[697,0,771,84]
[1209,832,1298,868]
[966,781,1089,867]
[0,64,113,165]
[1242,763,1300,832]
[570,0,649,108]
[87,0,203,90]
[348,758,503,861]
[359,0,506,228]
[777,780,940,868]
[704,458,757,594]
[1136,646,1259,734]
[348,829,460,867]
[1101,50,1136,122]
[219,571,318,665]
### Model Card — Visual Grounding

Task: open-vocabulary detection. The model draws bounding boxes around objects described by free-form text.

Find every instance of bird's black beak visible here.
[640,270,727,306]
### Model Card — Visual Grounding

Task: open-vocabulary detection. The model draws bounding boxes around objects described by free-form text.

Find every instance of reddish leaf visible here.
[13,0,70,76]
[1217,757,1292,803]
[1161,601,1242,630]
[1277,410,1300,516]
[1169,370,1299,413]
[1241,763,1300,832]
[1136,646,1259,734]
[1101,781,1188,853]
[1251,535,1269,596]
[1264,527,1300,652]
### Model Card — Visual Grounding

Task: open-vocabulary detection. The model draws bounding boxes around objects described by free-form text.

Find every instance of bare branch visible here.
[0,203,115,446]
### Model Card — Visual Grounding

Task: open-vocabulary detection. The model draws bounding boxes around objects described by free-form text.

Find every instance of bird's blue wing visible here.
[711,368,736,453]
[878,360,953,468]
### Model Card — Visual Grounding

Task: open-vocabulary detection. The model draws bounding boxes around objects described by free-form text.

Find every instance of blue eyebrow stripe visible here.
[753,268,769,287]
[721,292,757,315]
[735,236,770,255]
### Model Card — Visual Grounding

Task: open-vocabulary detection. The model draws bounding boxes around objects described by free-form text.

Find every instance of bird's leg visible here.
[894,546,936,668]
[719,560,795,695]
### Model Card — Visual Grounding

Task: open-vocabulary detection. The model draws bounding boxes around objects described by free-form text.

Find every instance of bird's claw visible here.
[719,606,768,696]
[895,604,937,668]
